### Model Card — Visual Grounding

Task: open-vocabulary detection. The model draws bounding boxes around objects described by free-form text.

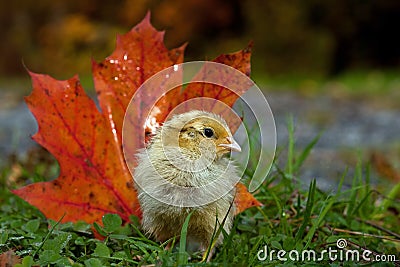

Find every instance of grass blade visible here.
[295,179,316,246]
[177,210,194,265]
[286,115,295,178]
[293,132,321,174]
[32,213,65,257]
[303,172,346,249]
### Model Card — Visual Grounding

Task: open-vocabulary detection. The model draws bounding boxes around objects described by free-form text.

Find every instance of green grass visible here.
[253,68,400,100]
[0,125,399,266]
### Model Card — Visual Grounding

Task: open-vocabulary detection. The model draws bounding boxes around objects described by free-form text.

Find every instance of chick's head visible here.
[178,117,241,159]
[160,110,241,160]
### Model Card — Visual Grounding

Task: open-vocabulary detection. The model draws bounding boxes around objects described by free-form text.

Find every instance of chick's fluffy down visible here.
[134,110,240,249]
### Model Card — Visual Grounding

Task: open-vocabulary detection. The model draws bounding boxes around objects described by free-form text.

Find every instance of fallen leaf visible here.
[0,250,21,267]
[235,183,263,214]
[13,13,260,225]
[371,152,400,183]
[150,43,252,131]
[92,13,185,147]
[14,73,139,223]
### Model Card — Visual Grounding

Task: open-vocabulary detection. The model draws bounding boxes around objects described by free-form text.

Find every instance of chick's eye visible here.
[203,128,214,138]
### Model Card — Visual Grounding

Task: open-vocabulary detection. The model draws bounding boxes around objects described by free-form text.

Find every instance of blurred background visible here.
[1,0,400,79]
[1,0,399,189]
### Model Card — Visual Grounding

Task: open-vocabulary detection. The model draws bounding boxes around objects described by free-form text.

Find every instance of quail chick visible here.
[134,110,242,257]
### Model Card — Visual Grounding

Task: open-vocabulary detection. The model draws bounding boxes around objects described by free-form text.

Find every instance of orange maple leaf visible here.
[12,13,261,225]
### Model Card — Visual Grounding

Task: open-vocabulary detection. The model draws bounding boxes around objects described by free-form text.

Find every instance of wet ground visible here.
[1,87,399,190]
[266,90,400,190]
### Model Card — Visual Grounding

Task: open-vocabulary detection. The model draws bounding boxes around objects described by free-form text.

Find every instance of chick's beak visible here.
[219,136,241,152]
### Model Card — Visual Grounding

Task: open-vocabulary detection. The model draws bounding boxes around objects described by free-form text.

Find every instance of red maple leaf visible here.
[12,13,261,225]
